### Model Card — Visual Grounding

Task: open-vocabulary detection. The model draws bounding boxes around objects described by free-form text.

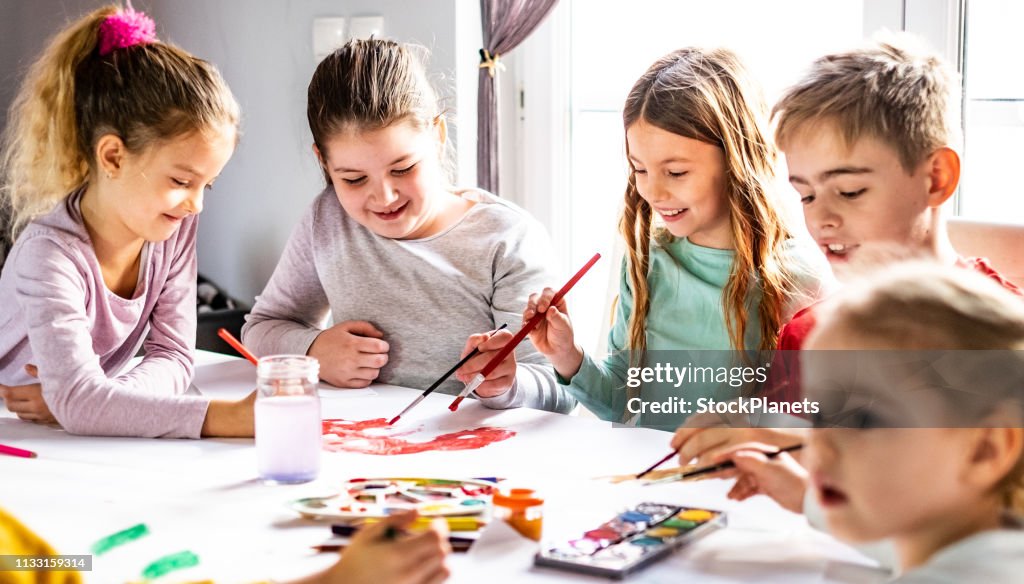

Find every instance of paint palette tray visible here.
[535,503,725,579]
[289,477,495,520]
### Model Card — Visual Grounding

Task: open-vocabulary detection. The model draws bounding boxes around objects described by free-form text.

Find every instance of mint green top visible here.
[562,237,828,430]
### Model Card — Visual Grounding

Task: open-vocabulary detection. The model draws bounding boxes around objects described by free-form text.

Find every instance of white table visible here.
[0,352,879,583]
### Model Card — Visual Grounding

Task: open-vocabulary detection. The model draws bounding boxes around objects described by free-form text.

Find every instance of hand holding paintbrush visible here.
[642,442,806,515]
[448,253,601,411]
[389,324,508,425]
[519,253,604,385]
[453,325,517,398]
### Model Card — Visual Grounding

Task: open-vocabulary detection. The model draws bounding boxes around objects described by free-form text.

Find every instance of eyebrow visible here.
[628,156,692,166]
[333,153,415,174]
[172,163,202,176]
[789,166,873,185]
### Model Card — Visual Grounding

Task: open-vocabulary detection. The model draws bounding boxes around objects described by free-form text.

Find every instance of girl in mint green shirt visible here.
[523,47,829,430]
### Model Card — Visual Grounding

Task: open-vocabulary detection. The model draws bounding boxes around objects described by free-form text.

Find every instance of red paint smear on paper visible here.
[322,418,515,455]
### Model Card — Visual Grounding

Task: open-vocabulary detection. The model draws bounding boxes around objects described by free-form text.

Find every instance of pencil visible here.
[0,443,37,459]
[448,252,602,411]
[217,327,259,365]
[389,324,509,425]
[354,516,485,531]
[313,539,473,553]
[644,444,803,485]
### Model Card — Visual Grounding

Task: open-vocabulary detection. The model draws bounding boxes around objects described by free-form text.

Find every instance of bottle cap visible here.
[493,488,543,509]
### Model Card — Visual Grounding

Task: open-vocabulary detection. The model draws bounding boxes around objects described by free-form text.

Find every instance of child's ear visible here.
[962,423,1024,494]
[312,143,325,166]
[94,134,126,178]
[925,147,960,207]
[434,115,448,146]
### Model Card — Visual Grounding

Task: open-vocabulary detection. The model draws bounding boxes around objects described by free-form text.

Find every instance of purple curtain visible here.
[477,0,559,195]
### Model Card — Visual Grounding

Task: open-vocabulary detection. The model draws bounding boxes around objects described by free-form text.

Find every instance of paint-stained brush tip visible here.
[387,416,400,426]
[448,397,464,411]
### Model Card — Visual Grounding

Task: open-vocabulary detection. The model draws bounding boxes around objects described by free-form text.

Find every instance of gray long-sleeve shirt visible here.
[241,187,576,414]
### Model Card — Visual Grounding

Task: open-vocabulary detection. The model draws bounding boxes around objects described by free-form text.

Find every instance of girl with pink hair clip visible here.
[0,4,251,438]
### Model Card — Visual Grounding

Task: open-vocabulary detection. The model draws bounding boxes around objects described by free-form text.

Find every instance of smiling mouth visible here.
[657,208,688,220]
[822,242,859,259]
[373,201,408,220]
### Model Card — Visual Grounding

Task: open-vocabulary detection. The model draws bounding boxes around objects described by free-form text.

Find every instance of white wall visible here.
[0,1,140,138]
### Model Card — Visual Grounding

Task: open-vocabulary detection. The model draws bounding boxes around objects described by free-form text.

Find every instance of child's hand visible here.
[309,321,389,388]
[456,328,516,398]
[711,442,809,514]
[0,364,57,425]
[319,511,450,584]
[202,390,256,438]
[523,287,583,379]
[671,414,807,466]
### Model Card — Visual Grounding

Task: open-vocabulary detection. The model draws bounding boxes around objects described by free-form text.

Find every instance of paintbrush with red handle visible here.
[448,252,601,411]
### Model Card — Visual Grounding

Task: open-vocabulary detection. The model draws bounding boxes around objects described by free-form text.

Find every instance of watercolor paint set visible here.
[289,477,495,520]
[534,503,725,579]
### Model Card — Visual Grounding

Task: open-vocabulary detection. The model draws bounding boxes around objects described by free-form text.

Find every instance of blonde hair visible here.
[818,261,1024,513]
[773,33,959,172]
[620,47,796,358]
[0,5,240,240]
[307,38,450,184]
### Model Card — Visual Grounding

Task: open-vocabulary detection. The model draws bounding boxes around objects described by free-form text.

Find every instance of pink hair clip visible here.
[98,7,157,56]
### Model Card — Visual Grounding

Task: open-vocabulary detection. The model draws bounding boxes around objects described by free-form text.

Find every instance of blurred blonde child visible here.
[717,262,1024,582]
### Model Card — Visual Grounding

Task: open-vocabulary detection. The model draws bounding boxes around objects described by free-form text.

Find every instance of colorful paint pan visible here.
[289,477,494,520]
[676,509,715,522]
[644,527,680,538]
[536,504,726,578]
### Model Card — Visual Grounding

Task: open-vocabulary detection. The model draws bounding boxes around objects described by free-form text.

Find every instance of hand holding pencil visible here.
[321,511,450,584]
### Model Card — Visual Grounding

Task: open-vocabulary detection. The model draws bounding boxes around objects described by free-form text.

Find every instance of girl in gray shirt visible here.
[242,39,574,414]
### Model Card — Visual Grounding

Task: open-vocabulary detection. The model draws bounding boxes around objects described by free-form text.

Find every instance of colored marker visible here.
[644,444,804,485]
[389,324,509,425]
[448,252,601,411]
[0,443,37,459]
[217,327,258,365]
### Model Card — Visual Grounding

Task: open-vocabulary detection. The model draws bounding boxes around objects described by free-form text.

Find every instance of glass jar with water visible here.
[255,355,321,483]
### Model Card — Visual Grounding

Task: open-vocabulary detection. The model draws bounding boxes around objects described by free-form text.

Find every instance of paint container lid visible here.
[493,488,543,509]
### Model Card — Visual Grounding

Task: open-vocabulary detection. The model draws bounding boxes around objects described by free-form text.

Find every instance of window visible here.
[509,0,1021,353]
[960,0,1024,222]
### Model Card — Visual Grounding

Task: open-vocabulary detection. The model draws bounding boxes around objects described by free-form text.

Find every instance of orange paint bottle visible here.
[492,488,544,541]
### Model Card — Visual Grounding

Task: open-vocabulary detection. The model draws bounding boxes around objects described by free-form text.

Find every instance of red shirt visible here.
[763,257,1022,403]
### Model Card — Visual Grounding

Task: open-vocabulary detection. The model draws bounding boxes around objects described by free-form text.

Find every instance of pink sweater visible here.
[0,192,209,437]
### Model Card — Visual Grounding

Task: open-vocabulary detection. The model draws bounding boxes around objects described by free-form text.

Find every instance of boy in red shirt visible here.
[671,35,1020,465]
